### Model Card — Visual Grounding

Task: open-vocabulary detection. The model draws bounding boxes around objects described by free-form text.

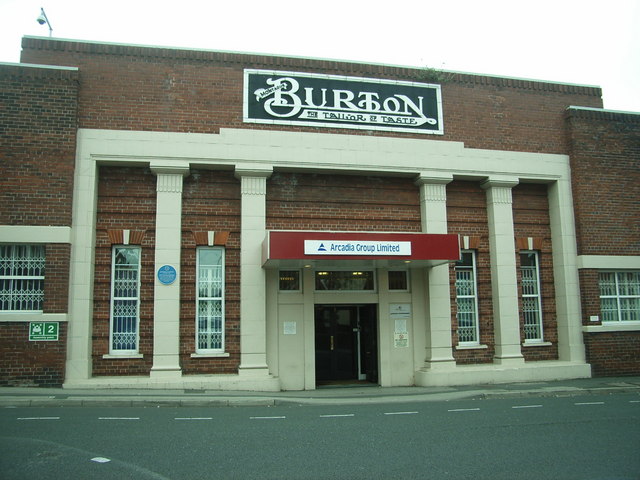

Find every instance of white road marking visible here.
[17,417,60,420]
[629,400,640,403]
[98,417,140,420]
[175,417,213,420]
[250,416,286,420]
[574,402,605,406]
[512,405,543,409]
[320,414,355,418]
[91,457,111,463]
[447,408,480,412]
[384,411,418,415]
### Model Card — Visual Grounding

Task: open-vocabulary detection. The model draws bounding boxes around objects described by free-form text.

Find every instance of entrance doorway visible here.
[314,304,378,385]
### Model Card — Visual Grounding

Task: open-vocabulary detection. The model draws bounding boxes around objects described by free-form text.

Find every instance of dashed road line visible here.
[250,416,286,420]
[512,405,543,409]
[384,411,419,416]
[574,402,605,406]
[447,408,480,412]
[175,417,212,420]
[98,417,140,420]
[320,414,355,418]
[17,417,60,420]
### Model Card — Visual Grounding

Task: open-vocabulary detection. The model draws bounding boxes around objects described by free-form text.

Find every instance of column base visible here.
[493,354,525,366]
[150,366,182,380]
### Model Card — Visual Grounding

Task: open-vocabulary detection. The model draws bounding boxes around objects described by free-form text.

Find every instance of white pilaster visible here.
[150,164,189,378]
[235,165,273,375]
[65,139,98,383]
[481,176,524,365]
[415,173,456,371]
[548,179,587,363]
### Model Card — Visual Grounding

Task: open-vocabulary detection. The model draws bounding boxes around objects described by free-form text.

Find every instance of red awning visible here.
[263,231,460,268]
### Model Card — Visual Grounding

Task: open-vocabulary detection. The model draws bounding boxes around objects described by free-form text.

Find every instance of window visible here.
[110,246,141,353]
[388,270,409,291]
[599,271,640,322]
[520,251,543,341]
[279,270,301,291]
[455,250,479,344]
[315,270,375,291]
[0,245,45,312]
[197,247,225,353]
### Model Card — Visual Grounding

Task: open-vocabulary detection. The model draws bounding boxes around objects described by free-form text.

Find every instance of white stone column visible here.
[150,164,189,379]
[415,173,456,370]
[548,179,586,363]
[481,176,524,365]
[65,138,98,384]
[235,165,273,375]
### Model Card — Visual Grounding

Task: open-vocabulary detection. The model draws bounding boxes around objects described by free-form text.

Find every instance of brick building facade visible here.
[0,37,637,389]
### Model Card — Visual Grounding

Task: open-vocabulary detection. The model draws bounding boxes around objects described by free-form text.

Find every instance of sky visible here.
[1,0,639,112]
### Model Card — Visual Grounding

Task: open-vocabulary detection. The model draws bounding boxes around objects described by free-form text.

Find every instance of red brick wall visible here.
[0,323,67,387]
[266,172,421,232]
[180,170,241,374]
[584,332,640,376]
[0,63,76,387]
[567,109,640,256]
[512,183,558,361]
[568,109,640,376]
[92,166,156,376]
[0,63,78,226]
[446,180,494,364]
[20,37,602,155]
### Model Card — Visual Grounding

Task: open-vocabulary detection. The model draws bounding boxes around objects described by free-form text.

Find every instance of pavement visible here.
[1,376,639,408]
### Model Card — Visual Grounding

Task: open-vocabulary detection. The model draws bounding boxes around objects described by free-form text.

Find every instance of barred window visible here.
[0,245,45,312]
[197,247,225,353]
[520,251,543,341]
[599,271,640,322]
[455,250,479,344]
[110,246,141,353]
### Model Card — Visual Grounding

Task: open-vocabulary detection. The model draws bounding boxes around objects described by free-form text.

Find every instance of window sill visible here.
[522,341,553,347]
[456,344,488,350]
[190,352,230,358]
[583,323,640,333]
[102,354,144,359]
[0,312,68,322]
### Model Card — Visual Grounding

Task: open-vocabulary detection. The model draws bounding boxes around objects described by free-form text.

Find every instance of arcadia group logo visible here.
[244,70,443,135]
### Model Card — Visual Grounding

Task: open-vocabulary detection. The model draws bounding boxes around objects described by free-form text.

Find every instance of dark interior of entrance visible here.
[314,304,378,385]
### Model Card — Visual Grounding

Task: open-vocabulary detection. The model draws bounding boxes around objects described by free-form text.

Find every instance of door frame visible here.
[313,303,378,385]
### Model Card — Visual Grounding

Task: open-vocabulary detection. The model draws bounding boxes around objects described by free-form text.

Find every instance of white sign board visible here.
[304,240,411,256]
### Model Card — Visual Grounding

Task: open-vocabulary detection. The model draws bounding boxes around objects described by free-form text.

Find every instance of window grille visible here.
[110,247,141,353]
[0,245,45,312]
[197,248,225,352]
[599,271,640,322]
[455,250,479,344]
[520,251,543,341]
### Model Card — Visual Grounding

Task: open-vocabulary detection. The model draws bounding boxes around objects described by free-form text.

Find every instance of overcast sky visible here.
[1,0,639,112]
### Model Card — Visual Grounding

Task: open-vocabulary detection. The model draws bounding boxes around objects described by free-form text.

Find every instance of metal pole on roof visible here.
[36,8,53,37]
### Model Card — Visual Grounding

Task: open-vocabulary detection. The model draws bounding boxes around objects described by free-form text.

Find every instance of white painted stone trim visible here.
[0,313,68,322]
[577,256,640,269]
[0,226,71,243]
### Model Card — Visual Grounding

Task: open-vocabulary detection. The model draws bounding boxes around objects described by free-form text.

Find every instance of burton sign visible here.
[244,69,443,135]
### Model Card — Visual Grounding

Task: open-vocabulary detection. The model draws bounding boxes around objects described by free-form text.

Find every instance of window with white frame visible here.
[520,251,543,341]
[599,271,640,322]
[110,246,141,353]
[455,250,479,344]
[196,247,225,353]
[0,245,45,312]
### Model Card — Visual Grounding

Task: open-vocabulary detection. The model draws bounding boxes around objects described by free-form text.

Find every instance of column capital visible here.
[480,175,519,190]
[234,164,274,179]
[149,162,190,177]
[414,172,454,187]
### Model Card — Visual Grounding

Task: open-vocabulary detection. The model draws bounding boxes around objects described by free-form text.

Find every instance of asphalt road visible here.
[1,393,638,480]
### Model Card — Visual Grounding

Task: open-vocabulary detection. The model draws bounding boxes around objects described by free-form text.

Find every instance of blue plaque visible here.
[157,265,177,285]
